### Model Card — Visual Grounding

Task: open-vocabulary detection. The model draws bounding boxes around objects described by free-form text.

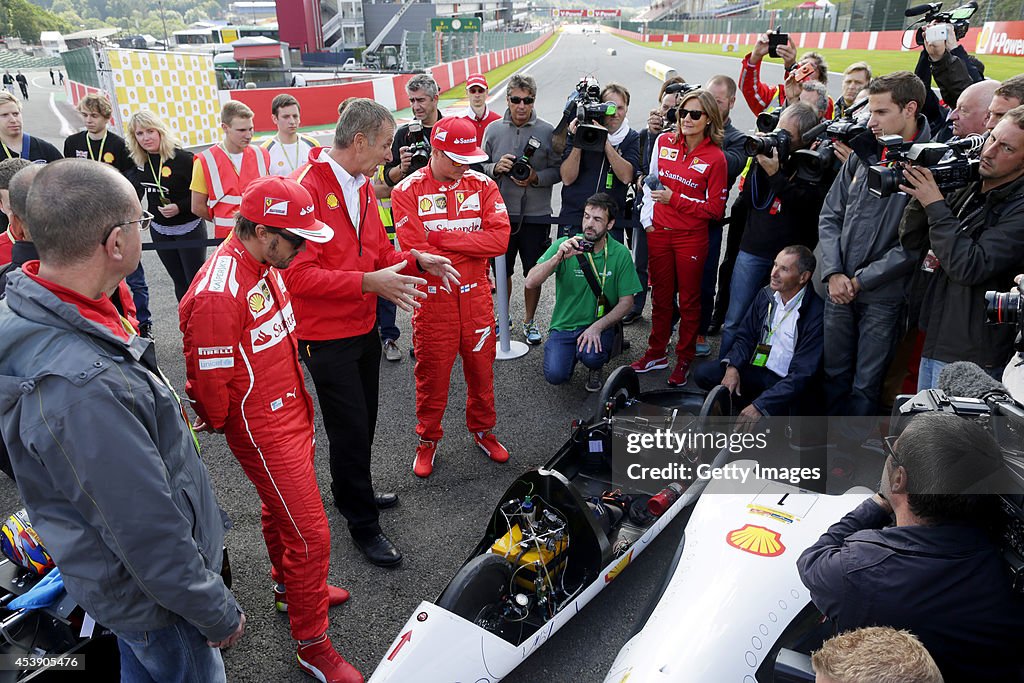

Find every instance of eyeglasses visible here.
[677,109,706,121]
[882,435,903,470]
[508,96,535,105]
[269,228,305,249]
[101,210,152,244]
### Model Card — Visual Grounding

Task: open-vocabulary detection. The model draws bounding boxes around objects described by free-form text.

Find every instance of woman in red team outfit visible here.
[631,89,728,386]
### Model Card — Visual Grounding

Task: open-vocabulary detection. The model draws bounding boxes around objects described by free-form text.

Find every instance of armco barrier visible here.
[229,31,554,131]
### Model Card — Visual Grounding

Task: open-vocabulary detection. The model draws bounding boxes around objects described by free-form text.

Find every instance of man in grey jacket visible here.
[482,73,562,345]
[818,71,930,417]
[0,159,244,681]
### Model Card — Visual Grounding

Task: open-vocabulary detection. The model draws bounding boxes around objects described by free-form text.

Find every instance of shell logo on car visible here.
[726,524,785,557]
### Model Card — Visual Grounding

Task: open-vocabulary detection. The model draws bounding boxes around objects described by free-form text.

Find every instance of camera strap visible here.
[575,245,609,317]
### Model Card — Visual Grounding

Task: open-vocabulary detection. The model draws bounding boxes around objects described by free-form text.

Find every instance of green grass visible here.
[616,35,1024,82]
[442,31,560,100]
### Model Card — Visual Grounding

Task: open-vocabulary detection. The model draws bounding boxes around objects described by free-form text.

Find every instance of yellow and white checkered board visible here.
[106,49,221,148]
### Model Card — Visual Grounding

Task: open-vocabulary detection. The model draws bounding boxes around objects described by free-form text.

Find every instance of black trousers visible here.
[300,330,381,540]
[151,222,208,302]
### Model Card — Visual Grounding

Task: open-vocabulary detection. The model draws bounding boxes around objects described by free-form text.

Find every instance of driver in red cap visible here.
[179,176,363,683]
[393,116,512,477]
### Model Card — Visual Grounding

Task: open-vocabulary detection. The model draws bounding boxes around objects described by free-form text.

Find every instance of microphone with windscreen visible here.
[938,361,1010,402]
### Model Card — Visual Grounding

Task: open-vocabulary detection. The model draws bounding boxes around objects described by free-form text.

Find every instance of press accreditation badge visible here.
[921,249,940,273]
[751,342,772,368]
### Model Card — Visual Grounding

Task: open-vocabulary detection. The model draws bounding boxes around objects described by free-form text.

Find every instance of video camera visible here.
[866,134,983,198]
[407,121,431,173]
[509,136,542,183]
[790,99,870,180]
[904,1,977,47]
[561,77,618,152]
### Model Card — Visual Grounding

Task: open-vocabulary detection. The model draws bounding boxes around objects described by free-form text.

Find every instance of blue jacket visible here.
[721,285,824,417]
[798,498,1024,682]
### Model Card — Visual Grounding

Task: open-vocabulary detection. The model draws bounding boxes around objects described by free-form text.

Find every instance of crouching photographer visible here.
[558,79,640,243]
[719,102,832,356]
[898,105,1024,389]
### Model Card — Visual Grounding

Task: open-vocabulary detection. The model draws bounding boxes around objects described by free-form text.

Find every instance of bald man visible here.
[949,80,999,139]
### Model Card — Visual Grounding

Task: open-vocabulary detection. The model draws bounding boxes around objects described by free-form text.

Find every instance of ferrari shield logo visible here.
[659,147,678,161]
[726,524,785,557]
[689,156,710,174]
[456,191,480,213]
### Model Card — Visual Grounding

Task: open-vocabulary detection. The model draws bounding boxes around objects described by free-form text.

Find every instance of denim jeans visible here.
[917,356,948,391]
[700,221,724,334]
[126,261,151,325]
[376,296,400,342]
[823,298,905,416]
[543,326,616,384]
[720,250,773,357]
[113,617,227,683]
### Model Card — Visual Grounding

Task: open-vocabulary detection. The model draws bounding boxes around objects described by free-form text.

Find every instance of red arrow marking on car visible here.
[387,631,412,661]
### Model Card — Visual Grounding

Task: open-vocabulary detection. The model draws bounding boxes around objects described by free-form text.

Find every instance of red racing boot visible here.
[296,635,363,683]
[413,439,437,478]
[474,431,510,463]
[274,583,351,613]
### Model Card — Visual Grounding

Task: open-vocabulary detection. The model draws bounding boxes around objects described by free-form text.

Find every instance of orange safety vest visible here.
[197,145,270,238]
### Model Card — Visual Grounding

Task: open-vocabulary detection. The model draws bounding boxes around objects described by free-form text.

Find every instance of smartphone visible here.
[924,24,949,44]
[768,29,789,59]
[792,61,816,83]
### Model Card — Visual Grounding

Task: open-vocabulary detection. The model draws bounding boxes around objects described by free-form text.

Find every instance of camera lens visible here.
[986,291,1021,325]
[743,135,769,156]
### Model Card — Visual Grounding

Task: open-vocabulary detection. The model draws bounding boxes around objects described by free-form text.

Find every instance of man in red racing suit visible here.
[393,117,511,478]
[180,176,363,683]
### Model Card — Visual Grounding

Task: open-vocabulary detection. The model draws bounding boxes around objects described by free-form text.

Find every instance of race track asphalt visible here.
[0,32,843,682]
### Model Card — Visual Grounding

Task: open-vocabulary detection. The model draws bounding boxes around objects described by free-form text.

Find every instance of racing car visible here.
[369,368,733,682]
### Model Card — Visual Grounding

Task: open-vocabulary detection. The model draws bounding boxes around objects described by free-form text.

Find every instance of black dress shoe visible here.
[375,492,399,509]
[706,321,722,336]
[353,532,403,567]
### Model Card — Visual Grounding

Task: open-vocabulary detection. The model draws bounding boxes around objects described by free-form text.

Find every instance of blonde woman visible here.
[126,111,206,301]
[631,89,728,386]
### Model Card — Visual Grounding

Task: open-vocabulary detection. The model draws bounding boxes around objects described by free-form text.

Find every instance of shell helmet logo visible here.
[419,197,433,213]
[726,524,785,557]
[325,193,340,209]
[248,292,268,314]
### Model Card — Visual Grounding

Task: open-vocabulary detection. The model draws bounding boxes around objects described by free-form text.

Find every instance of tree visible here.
[2,0,71,42]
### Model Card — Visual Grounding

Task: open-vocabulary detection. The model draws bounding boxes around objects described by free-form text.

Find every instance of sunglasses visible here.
[101,210,153,244]
[468,87,486,94]
[677,109,706,121]
[269,228,305,249]
[508,96,535,105]
[882,435,903,470]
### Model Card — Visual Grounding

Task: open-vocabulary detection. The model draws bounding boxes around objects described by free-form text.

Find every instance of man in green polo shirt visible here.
[525,193,642,392]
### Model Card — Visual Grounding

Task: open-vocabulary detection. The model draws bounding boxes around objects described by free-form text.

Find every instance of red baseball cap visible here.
[430,117,488,164]
[239,176,334,243]
[466,74,488,90]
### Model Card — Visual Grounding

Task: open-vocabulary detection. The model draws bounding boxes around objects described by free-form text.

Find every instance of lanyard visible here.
[86,130,108,163]
[147,155,166,200]
[278,137,299,173]
[1,133,28,159]
[763,289,804,344]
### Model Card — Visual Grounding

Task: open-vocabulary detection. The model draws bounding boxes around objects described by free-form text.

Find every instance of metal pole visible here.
[493,254,529,360]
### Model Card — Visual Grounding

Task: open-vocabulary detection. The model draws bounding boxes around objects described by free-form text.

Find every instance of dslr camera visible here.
[563,77,618,152]
[743,129,793,163]
[904,1,977,47]
[663,82,701,128]
[867,134,984,198]
[406,121,431,173]
[987,281,1024,351]
[509,136,542,183]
